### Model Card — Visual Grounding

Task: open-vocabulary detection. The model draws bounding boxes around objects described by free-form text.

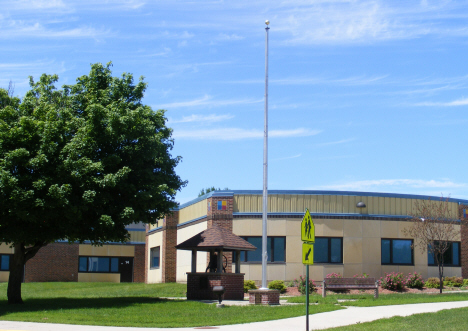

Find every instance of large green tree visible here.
[0,63,186,304]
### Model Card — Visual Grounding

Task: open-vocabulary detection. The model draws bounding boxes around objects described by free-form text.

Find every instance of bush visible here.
[326,272,342,278]
[353,273,369,278]
[298,275,317,294]
[244,280,257,293]
[444,276,463,287]
[380,272,406,291]
[406,272,424,289]
[286,279,298,287]
[425,277,442,289]
[464,279,468,287]
[268,280,287,293]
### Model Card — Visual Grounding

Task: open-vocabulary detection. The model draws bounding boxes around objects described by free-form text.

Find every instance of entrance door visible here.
[119,257,134,282]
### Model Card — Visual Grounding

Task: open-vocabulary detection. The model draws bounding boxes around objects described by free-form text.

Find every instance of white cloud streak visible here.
[415,97,468,107]
[169,114,234,124]
[320,179,466,191]
[173,128,321,140]
[156,95,262,109]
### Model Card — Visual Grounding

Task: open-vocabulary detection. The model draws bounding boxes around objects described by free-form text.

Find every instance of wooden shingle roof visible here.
[175,225,257,252]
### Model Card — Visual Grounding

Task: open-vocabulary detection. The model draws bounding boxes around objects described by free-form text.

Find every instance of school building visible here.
[146,190,468,285]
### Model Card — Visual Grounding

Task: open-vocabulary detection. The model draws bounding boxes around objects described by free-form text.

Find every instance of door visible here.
[119,257,134,282]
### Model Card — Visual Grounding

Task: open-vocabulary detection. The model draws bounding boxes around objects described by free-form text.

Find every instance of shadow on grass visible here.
[0,296,183,314]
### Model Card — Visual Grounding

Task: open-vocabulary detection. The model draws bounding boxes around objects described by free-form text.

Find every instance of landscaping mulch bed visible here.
[244,286,467,298]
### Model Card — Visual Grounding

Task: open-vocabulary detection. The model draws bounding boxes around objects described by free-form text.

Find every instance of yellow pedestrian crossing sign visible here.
[301,209,315,243]
[302,242,314,265]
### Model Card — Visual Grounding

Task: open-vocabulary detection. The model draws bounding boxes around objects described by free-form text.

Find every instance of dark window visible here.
[381,239,413,265]
[314,237,343,263]
[239,237,286,263]
[78,256,120,273]
[150,246,160,268]
[428,241,460,266]
[0,254,11,271]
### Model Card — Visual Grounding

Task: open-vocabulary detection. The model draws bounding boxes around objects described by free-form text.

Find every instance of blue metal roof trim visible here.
[215,190,468,204]
[148,226,163,234]
[233,212,411,219]
[126,228,146,232]
[175,191,235,210]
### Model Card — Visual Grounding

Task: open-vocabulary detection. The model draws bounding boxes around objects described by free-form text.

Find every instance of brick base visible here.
[248,289,280,305]
[187,273,244,300]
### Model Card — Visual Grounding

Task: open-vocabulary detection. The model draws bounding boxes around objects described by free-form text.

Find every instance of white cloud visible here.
[169,114,234,124]
[156,95,262,109]
[320,179,466,191]
[173,127,320,140]
[415,97,468,107]
[316,138,355,147]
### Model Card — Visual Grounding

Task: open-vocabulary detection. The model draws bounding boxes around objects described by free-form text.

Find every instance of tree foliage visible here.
[198,187,229,197]
[404,198,459,293]
[0,63,186,303]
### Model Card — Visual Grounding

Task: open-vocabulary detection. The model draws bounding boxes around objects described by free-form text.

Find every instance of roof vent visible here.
[356,201,366,208]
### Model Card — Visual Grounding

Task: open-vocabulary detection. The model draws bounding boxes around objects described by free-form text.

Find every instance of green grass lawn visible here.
[2,283,468,328]
[286,291,468,307]
[0,283,340,328]
[327,307,468,330]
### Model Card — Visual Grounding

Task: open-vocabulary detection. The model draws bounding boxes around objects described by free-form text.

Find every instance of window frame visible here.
[78,256,120,273]
[381,238,414,266]
[0,254,12,271]
[313,237,343,264]
[150,246,160,269]
[239,236,286,264]
[428,241,461,267]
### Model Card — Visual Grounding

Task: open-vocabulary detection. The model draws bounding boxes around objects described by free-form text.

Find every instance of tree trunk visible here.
[7,242,46,304]
[7,244,26,304]
[438,263,444,294]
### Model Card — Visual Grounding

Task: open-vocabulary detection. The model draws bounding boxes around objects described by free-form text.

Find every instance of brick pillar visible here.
[207,195,234,273]
[145,224,149,284]
[162,211,178,283]
[133,244,145,283]
[460,205,468,279]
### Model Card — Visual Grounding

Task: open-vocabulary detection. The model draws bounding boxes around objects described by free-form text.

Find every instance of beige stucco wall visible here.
[78,273,120,282]
[234,217,462,283]
[79,244,134,257]
[0,244,13,254]
[176,221,208,282]
[0,271,9,282]
[147,230,163,283]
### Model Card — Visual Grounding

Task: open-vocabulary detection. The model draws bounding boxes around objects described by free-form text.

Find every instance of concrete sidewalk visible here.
[1,300,468,331]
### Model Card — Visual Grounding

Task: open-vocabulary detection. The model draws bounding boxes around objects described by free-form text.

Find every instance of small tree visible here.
[198,187,229,197]
[404,197,459,293]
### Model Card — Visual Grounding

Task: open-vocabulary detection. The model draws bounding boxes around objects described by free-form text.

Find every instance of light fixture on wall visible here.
[356,201,366,208]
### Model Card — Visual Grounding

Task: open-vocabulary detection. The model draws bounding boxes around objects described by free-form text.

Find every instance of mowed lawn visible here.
[0,282,341,328]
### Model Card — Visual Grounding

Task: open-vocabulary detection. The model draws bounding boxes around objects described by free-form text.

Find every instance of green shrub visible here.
[268,280,287,293]
[244,280,257,293]
[425,277,442,289]
[444,276,463,287]
[464,279,468,287]
[297,275,317,294]
[286,279,297,287]
[326,272,342,278]
[380,272,406,291]
[406,272,424,289]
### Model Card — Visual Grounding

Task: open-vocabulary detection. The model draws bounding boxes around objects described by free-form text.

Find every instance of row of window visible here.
[79,256,120,273]
[235,237,461,266]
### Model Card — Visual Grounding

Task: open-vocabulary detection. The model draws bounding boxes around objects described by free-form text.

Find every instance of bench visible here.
[322,277,379,298]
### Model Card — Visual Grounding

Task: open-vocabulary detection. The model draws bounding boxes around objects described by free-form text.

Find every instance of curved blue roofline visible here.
[174,190,468,210]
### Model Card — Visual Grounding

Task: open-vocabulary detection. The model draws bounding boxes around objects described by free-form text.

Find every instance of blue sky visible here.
[2,0,468,204]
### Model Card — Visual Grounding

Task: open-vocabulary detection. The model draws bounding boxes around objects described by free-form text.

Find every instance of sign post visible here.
[301,209,315,331]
